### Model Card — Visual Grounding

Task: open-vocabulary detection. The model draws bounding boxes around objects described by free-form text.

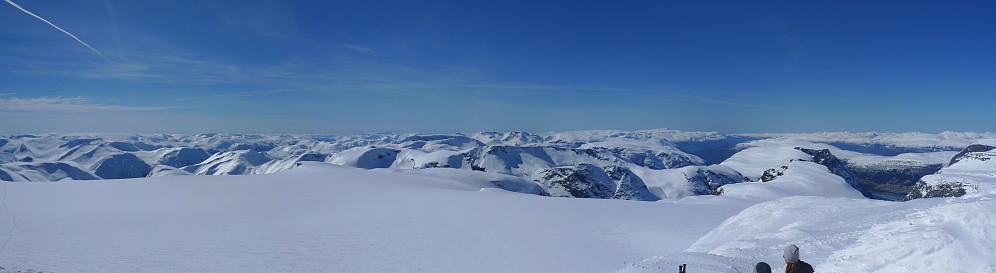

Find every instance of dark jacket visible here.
[785,260,814,273]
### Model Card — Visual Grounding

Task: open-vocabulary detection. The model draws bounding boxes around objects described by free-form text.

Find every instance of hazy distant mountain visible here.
[2,129,992,202]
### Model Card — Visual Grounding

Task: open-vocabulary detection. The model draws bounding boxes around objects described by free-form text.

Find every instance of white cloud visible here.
[0,96,167,112]
[338,44,374,53]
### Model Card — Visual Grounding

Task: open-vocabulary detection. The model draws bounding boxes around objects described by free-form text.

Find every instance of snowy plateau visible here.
[1,129,995,272]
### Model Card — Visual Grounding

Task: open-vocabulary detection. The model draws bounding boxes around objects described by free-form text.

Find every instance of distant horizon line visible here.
[4,128,995,136]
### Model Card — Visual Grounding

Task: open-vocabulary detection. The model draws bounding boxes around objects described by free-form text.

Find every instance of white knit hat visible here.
[783,244,800,263]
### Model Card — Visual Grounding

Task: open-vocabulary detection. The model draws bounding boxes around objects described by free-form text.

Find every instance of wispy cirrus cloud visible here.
[338,44,374,53]
[10,51,250,84]
[0,96,167,112]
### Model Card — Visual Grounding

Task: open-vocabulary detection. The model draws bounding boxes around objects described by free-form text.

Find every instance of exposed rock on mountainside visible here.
[536,164,617,199]
[903,141,996,201]
[904,181,971,200]
[678,165,752,195]
[603,166,659,201]
[759,166,788,182]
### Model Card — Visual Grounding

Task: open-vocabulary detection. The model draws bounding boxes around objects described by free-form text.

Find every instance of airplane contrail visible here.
[4,0,104,57]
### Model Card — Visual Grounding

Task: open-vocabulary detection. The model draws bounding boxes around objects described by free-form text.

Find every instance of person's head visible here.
[754,262,772,273]
[783,244,800,264]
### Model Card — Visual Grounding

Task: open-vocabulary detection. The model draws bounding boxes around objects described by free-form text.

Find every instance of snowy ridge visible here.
[323,137,709,200]
[719,139,871,198]
[2,130,991,202]
[0,161,99,181]
[185,149,271,175]
[904,140,996,200]
[716,161,865,201]
[635,165,749,199]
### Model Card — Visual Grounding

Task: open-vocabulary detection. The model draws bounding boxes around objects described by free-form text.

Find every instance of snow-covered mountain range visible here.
[2,129,994,201]
[2,129,996,272]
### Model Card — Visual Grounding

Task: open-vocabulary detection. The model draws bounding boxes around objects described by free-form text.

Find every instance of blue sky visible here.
[1,0,994,134]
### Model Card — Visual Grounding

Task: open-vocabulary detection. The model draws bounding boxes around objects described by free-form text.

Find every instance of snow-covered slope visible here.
[0,161,100,181]
[0,162,746,273]
[904,140,996,201]
[715,161,866,201]
[635,165,749,199]
[184,149,271,175]
[4,160,995,272]
[3,130,992,203]
[720,139,870,198]
[620,195,996,273]
[91,153,153,179]
[324,140,706,201]
[155,147,211,168]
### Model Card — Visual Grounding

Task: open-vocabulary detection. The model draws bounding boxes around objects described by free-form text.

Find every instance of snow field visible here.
[0,163,747,273]
[620,196,996,273]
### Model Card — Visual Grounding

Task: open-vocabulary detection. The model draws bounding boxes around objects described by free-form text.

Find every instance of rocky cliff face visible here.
[759,166,788,182]
[531,164,660,201]
[536,164,617,199]
[849,162,944,200]
[603,166,659,201]
[903,181,970,201]
[683,166,751,195]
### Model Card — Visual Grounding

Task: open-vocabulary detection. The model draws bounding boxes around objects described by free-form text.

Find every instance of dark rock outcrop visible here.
[760,166,788,182]
[603,166,659,201]
[903,144,994,201]
[536,164,616,199]
[685,167,751,195]
[903,180,970,201]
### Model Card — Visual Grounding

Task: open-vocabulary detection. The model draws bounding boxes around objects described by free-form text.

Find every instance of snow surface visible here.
[618,195,996,273]
[1,160,994,272]
[910,140,996,199]
[720,138,864,179]
[0,162,747,273]
[717,161,865,201]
